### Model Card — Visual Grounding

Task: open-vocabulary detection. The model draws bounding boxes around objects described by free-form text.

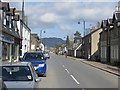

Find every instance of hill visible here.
[42,37,66,48]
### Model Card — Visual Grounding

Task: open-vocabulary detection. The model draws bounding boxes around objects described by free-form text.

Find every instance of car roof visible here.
[0,62,30,66]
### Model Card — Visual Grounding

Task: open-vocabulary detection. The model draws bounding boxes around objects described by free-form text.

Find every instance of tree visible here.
[66,35,70,48]
[74,31,81,37]
[55,43,62,54]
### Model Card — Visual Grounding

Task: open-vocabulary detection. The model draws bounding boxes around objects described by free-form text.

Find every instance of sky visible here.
[7,0,119,40]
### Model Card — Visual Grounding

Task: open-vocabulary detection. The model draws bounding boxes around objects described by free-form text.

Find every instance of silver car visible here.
[44,52,50,59]
[1,62,41,89]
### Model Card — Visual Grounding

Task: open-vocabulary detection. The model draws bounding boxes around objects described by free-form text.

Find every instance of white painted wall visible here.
[17,21,31,56]
[22,26,30,56]
[39,43,45,52]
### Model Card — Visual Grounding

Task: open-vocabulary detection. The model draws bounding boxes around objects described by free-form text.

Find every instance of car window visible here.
[2,66,33,81]
[23,53,44,60]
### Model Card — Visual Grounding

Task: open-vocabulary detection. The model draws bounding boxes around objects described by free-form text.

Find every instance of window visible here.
[2,66,33,81]
[23,53,44,61]
[101,46,106,58]
[111,45,118,59]
[2,42,10,61]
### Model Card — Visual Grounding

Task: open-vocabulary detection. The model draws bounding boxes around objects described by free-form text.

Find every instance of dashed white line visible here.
[70,75,80,85]
[65,69,70,73]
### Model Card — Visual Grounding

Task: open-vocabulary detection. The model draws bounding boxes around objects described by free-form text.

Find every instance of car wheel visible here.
[43,73,47,77]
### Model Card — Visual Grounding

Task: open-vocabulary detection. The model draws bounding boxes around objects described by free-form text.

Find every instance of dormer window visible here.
[6,15,9,26]
[117,22,120,26]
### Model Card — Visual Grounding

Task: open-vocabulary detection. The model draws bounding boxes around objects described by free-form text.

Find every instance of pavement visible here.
[68,56,120,77]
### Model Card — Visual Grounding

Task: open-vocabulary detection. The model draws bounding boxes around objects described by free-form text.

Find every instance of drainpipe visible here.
[9,44,12,62]
[107,25,110,63]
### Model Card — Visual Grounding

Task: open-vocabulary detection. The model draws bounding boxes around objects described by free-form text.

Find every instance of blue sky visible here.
[9,1,119,40]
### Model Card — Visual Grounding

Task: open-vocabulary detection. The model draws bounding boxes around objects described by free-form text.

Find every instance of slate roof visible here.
[112,12,120,23]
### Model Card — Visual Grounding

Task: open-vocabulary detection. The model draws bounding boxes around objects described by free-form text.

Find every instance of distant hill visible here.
[42,37,66,48]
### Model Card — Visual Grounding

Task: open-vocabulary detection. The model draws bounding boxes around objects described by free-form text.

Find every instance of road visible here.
[39,53,119,88]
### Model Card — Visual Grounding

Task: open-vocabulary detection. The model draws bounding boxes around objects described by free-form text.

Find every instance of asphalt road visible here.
[39,53,119,88]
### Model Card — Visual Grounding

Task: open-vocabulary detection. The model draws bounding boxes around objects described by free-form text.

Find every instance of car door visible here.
[30,64,41,88]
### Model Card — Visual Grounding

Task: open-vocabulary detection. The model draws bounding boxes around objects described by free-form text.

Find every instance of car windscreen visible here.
[23,53,44,61]
[2,66,33,81]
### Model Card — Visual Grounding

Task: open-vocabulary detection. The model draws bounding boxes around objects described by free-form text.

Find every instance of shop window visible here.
[2,42,10,61]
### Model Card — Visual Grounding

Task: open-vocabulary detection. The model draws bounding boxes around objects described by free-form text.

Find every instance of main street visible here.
[39,53,118,88]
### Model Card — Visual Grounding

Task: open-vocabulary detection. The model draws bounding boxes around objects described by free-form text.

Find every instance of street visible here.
[39,53,118,88]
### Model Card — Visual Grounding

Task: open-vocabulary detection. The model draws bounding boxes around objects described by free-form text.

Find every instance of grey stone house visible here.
[110,12,120,65]
[100,12,120,65]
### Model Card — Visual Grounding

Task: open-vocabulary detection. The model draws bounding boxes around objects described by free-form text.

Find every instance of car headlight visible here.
[38,64,45,67]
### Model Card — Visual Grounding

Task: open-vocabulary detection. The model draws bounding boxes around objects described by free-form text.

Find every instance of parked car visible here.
[20,52,47,76]
[44,52,50,59]
[0,78,8,90]
[1,62,41,89]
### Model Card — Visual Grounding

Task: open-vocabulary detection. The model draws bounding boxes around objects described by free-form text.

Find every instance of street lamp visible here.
[78,20,85,37]
[40,30,46,43]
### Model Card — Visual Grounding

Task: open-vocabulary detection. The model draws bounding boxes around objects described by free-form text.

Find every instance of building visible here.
[110,12,120,65]
[100,6,120,65]
[82,32,91,59]
[15,10,31,56]
[20,20,31,56]
[82,27,102,60]
[0,2,21,62]
[30,33,40,51]
[100,20,108,63]
[73,36,82,57]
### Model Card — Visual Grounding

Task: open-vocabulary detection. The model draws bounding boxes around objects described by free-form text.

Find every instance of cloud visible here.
[3,0,119,2]
[29,2,116,29]
[40,13,60,23]
[10,2,117,32]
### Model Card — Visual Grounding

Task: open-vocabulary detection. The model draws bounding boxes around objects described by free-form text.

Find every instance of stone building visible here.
[82,28,102,60]
[30,33,40,51]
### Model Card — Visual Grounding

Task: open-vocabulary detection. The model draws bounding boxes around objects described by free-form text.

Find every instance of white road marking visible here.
[65,69,70,73]
[70,75,80,85]
[63,65,65,68]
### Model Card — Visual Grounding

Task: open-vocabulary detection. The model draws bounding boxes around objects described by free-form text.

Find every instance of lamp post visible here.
[40,30,46,43]
[78,20,86,58]
[39,30,46,51]
[78,20,85,37]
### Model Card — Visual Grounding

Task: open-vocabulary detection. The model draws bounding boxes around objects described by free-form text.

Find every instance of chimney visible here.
[115,1,120,12]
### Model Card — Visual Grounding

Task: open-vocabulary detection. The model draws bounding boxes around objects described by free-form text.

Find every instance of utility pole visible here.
[22,0,24,22]
[78,20,85,37]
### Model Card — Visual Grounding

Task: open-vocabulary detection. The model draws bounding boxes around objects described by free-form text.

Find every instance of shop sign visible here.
[0,34,14,44]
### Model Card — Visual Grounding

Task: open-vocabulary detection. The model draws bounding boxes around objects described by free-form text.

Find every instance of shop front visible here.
[1,27,21,62]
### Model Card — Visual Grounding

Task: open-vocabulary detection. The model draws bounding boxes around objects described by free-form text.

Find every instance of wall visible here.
[91,28,102,60]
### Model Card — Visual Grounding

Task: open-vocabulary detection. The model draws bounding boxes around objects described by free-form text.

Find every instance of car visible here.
[44,52,50,59]
[0,78,8,90]
[19,52,47,76]
[1,62,41,89]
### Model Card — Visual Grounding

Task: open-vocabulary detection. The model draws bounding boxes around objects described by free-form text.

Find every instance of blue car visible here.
[19,52,47,77]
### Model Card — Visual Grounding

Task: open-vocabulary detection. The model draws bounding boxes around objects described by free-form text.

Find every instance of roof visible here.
[2,25,21,39]
[108,18,113,25]
[20,20,31,32]
[0,62,30,66]
[112,12,120,23]
[83,27,102,38]
[103,20,108,27]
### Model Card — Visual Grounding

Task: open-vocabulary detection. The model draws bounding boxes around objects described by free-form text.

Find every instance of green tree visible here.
[66,35,70,48]
[74,31,81,37]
